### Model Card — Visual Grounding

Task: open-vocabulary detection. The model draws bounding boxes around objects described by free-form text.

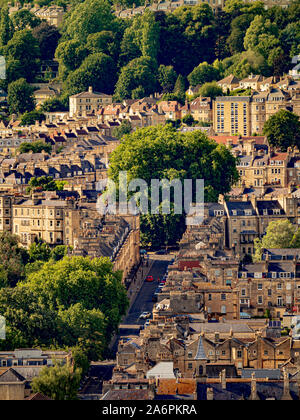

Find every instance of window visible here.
[258,283,263,290]
[237,350,242,358]
[221,294,226,301]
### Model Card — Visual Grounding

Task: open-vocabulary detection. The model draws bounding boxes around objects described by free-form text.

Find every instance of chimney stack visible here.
[250,373,259,400]
[207,387,214,400]
[220,369,226,390]
[282,368,292,400]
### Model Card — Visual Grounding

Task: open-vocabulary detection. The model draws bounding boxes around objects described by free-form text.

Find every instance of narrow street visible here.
[110,255,173,357]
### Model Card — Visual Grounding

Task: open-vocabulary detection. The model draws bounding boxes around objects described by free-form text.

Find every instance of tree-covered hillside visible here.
[0,0,299,111]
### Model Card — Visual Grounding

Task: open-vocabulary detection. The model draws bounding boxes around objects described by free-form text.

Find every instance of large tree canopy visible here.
[114,55,158,100]
[254,219,298,261]
[263,109,300,151]
[0,256,128,359]
[108,125,239,247]
[63,0,116,42]
[64,53,117,95]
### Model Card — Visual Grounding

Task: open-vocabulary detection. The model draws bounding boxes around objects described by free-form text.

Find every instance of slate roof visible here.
[0,368,26,383]
[241,369,281,380]
[197,381,299,400]
[194,336,207,360]
[262,248,300,260]
[101,389,152,400]
[256,200,284,215]
[226,201,256,216]
[26,392,52,400]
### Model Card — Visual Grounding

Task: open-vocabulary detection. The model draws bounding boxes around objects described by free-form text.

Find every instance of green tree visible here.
[28,241,52,263]
[40,98,68,113]
[182,114,195,126]
[254,220,296,261]
[18,140,52,154]
[187,62,220,87]
[114,56,158,100]
[31,363,82,400]
[158,65,177,93]
[108,125,239,247]
[290,228,300,248]
[3,29,40,82]
[222,50,267,79]
[26,176,66,192]
[51,245,69,262]
[173,74,186,95]
[32,22,61,61]
[55,40,89,77]
[64,53,117,96]
[11,10,41,31]
[112,120,132,140]
[0,232,28,287]
[72,346,90,376]
[21,110,46,126]
[7,78,35,115]
[0,7,14,46]
[263,109,300,151]
[243,16,278,52]
[227,14,253,54]
[63,0,116,43]
[86,31,116,58]
[199,81,223,99]
[0,256,128,356]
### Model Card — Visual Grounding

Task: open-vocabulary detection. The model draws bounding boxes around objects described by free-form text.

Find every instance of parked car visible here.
[139,311,151,320]
[145,275,154,282]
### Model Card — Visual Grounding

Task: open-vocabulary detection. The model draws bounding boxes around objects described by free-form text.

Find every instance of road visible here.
[110,256,173,357]
[122,258,171,325]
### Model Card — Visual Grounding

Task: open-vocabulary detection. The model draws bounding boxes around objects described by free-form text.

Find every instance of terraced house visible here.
[238,248,300,318]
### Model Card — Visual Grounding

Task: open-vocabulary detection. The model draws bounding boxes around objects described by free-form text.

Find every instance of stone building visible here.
[69,87,113,117]
[0,191,140,283]
[238,248,300,318]
[213,96,252,136]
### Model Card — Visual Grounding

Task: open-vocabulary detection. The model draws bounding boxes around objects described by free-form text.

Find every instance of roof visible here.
[195,336,207,360]
[101,389,152,400]
[270,153,288,161]
[197,381,299,400]
[217,74,240,85]
[146,362,175,379]
[241,369,281,380]
[70,91,111,99]
[156,379,196,395]
[0,368,26,383]
[26,392,52,400]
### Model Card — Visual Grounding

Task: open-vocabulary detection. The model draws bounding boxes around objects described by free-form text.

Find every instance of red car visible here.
[146,275,154,282]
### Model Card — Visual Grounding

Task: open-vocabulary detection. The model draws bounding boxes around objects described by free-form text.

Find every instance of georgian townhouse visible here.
[238,257,299,318]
